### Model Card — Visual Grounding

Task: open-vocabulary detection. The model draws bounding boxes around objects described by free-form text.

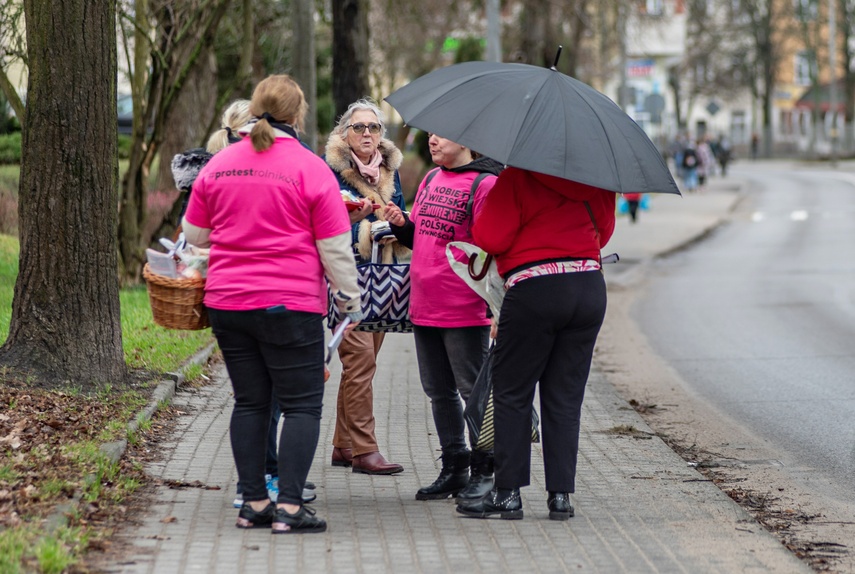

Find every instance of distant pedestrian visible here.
[697,138,716,189]
[751,133,759,160]
[716,136,732,176]
[681,143,700,192]
[462,167,615,521]
[623,192,643,223]
[183,74,363,534]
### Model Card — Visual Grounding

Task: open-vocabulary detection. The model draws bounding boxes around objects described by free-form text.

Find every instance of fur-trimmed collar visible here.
[324,132,410,263]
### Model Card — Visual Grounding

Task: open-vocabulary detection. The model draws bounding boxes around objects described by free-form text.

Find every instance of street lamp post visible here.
[829,0,838,166]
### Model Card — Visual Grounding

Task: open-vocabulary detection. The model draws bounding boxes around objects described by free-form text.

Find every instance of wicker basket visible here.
[143,263,210,330]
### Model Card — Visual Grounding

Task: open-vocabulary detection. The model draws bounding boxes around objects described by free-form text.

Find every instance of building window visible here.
[794,51,814,86]
[731,111,747,144]
[779,110,794,136]
[645,0,665,15]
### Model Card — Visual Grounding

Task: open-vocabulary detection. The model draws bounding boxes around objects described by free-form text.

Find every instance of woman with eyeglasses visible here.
[323,98,408,475]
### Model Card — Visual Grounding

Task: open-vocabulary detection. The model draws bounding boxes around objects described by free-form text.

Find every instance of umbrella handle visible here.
[550,45,563,70]
[468,253,493,281]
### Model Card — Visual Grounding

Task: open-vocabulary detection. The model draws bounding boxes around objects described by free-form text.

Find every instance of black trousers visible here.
[413,325,489,454]
[492,271,606,493]
[209,306,324,506]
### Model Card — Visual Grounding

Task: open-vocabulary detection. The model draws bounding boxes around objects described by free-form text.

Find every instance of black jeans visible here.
[209,306,324,506]
[492,271,606,493]
[413,325,490,454]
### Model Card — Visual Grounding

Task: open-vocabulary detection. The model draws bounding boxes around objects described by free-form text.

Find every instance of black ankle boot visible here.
[456,450,494,502]
[547,491,574,520]
[456,487,523,519]
[416,450,470,500]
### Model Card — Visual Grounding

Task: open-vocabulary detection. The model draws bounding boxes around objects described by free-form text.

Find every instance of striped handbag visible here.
[327,244,413,334]
[464,343,540,450]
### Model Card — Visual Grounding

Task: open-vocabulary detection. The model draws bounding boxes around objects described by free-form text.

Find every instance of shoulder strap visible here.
[425,167,440,186]
[466,172,490,218]
[465,172,493,281]
[415,167,441,206]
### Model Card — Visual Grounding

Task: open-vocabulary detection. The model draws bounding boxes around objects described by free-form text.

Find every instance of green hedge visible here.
[117,134,131,159]
[0,133,21,165]
[0,133,132,164]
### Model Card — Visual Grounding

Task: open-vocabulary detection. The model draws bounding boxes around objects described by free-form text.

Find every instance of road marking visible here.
[751,212,765,222]
[790,210,809,221]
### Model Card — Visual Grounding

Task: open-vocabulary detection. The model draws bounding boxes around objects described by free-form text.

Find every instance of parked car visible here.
[118,94,133,135]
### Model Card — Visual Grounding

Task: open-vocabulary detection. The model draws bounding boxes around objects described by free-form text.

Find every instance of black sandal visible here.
[235,501,275,529]
[272,505,327,534]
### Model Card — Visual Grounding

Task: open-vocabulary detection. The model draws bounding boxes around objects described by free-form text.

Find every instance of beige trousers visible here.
[333,330,385,456]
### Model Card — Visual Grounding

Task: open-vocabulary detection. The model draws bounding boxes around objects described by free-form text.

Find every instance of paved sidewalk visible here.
[104,174,811,573]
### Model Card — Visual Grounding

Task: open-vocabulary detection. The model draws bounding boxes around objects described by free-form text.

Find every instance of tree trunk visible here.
[116,0,230,283]
[293,0,318,149]
[151,46,218,243]
[519,0,548,65]
[333,0,369,120]
[0,0,126,387]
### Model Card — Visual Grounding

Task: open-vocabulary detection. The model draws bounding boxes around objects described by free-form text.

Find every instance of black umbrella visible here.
[385,60,680,195]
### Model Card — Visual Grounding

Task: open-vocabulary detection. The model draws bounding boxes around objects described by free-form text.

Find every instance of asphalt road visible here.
[634,163,855,504]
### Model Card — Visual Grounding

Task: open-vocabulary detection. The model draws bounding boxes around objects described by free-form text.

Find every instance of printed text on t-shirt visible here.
[212,167,301,187]
[417,185,470,241]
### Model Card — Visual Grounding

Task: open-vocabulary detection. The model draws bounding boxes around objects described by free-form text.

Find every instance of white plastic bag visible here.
[445,241,505,319]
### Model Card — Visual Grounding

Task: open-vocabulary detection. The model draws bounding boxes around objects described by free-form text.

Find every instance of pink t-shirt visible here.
[408,169,496,327]
[184,137,351,313]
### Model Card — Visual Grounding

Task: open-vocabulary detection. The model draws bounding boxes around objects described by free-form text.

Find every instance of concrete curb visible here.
[606,181,748,292]
[43,341,217,535]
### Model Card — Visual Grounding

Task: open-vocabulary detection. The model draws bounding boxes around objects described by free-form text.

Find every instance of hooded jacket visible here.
[324,133,409,264]
[471,166,616,278]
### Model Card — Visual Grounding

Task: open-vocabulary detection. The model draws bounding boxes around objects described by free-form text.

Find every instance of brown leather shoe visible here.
[352,451,404,475]
[331,447,353,468]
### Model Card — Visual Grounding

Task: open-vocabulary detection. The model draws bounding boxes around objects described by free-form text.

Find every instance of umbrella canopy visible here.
[385,61,680,195]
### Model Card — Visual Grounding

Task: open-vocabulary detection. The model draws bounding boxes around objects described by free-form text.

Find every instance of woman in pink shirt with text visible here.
[183,75,362,534]
[384,135,501,503]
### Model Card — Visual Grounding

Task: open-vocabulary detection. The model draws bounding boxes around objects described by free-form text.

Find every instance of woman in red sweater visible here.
[459,166,615,521]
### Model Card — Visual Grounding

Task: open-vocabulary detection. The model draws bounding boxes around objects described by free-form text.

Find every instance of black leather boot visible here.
[415,450,470,500]
[456,449,494,503]
[456,487,523,519]
[547,491,575,520]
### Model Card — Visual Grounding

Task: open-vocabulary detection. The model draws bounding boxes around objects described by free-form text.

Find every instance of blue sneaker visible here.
[264,475,317,503]
[265,474,279,501]
[302,482,317,504]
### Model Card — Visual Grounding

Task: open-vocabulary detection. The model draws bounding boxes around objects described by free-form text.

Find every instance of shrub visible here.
[0,133,132,164]
[0,133,22,164]
[117,134,132,159]
[0,165,19,236]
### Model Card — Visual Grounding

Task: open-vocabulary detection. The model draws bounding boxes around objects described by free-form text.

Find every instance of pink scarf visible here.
[351,149,383,186]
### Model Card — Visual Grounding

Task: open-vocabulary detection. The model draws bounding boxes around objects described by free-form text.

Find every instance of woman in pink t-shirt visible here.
[384,135,501,503]
[183,75,362,534]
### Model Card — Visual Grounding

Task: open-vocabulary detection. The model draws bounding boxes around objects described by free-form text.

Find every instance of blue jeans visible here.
[413,325,489,454]
[209,306,324,506]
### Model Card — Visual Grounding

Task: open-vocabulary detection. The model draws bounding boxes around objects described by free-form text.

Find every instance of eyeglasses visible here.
[347,122,382,135]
